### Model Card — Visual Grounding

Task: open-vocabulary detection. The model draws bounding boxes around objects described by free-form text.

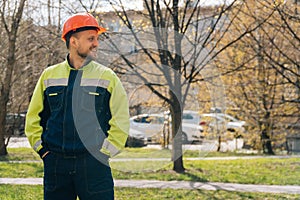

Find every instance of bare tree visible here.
[0,0,66,155]
[218,0,299,154]
[96,0,261,172]
[264,1,300,114]
[0,0,27,155]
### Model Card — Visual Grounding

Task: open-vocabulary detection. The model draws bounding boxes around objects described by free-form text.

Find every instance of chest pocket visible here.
[45,86,65,112]
[81,86,106,112]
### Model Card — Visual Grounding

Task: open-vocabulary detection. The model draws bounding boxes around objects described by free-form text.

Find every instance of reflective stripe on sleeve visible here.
[102,138,120,157]
[44,78,68,88]
[81,79,110,88]
[33,140,42,152]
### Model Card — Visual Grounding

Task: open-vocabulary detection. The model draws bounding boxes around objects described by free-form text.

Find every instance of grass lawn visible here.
[0,147,264,161]
[111,158,300,185]
[1,148,300,199]
[0,185,299,200]
[0,148,40,161]
[0,148,299,186]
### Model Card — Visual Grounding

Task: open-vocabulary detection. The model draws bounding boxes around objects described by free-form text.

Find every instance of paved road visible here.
[0,178,300,194]
[6,137,30,148]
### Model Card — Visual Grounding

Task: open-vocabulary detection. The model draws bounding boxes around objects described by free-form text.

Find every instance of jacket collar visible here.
[66,54,92,70]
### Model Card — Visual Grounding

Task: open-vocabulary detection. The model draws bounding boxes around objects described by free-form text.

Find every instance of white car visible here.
[182,110,201,125]
[129,111,203,144]
[199,113,246,137]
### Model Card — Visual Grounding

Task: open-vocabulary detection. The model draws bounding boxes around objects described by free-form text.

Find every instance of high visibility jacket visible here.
[25,57,129,158]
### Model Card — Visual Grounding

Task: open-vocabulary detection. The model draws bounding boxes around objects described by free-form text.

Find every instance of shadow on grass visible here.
[0,154,37,161]
[182,168,209,182]
[0,151,39,162]
[0,155,10,161]
[153,167,209,183]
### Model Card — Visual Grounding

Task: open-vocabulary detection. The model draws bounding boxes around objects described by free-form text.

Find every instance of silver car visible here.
[129,111,203,144]
[199,113,246,139]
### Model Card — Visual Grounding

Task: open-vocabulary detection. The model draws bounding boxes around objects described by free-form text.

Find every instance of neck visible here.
[69,52,85,69]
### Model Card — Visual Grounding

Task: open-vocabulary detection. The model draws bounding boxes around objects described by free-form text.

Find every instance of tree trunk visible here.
[217,135,221,152]
[0,139,7,155]
[0,39,15,156]
[261,129,274,155]
[0,0,27,156]
[170,89,185,173]
[0,100,8,155]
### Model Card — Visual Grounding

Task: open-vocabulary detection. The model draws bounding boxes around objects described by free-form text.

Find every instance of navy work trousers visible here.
[43,152,114,200]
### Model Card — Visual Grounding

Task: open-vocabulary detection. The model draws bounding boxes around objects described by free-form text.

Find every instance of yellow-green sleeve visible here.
[100,72,130,157]
[25,72,45,153]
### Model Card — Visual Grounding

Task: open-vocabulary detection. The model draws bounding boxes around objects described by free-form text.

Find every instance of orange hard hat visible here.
[62,13,106,42]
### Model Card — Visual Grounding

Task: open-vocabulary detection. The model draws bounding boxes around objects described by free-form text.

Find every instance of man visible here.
[25,13,129,200]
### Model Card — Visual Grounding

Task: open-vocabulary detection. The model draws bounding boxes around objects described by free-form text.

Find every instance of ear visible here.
[69,36,78,48]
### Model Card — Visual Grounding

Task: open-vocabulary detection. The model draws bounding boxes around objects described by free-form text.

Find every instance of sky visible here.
[95,0,235,12]
[25,0,234,26]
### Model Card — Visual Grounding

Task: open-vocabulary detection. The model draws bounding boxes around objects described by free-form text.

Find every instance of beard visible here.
[77,50,95,66]
[77,47,97,61]
[77,50,88,59]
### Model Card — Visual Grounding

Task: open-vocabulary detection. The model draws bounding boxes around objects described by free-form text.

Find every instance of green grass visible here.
[111,158,300,185]
[0,162,43,178]
[2,147,263,160]
[1,148,300,199]
[113,148,264,158]
[0,148,40,161]
[0,185,299,200]
[1,148,299,186]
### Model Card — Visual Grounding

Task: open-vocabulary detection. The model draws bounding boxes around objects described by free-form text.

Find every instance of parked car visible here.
[181,110,204,142]
[129,111,203,144]
[199,113,246,139]
[5,113,26,136]
[129,113,164,144]
[182,110,201,125]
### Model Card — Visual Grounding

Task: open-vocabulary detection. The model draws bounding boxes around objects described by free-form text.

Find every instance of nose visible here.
[93,39,99,47]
